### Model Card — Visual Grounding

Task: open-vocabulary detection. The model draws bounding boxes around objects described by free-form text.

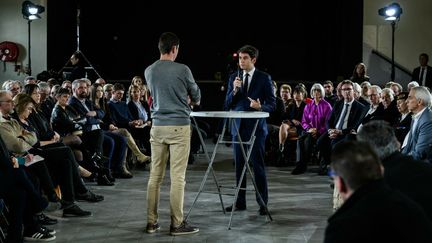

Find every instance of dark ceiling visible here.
[47,0,363,82]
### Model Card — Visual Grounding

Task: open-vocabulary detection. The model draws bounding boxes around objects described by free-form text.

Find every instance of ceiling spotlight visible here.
[378,3,402,21]
[22,1,45,20]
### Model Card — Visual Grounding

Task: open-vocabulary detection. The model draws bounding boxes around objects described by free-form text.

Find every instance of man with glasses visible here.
[317,80,367,175]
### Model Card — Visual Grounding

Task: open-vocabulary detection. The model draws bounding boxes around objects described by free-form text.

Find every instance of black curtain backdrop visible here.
[47,0,363,82]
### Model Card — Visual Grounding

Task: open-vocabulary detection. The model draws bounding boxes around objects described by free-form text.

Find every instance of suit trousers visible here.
[233,132,268,208]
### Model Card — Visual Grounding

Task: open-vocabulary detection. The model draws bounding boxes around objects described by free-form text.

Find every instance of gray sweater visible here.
[145,60,201,126]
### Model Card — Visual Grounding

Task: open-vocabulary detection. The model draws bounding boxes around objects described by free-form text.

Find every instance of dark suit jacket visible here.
[0,135,13,196]
[394,112,412,144]
[412,65,432,88]
[325,180,432,243]
[382,152,432,220]
[360,103,385,126]
[327,99,367,135]
[128,100,151,121]
[68,96,104,132]
[225,69,276,137]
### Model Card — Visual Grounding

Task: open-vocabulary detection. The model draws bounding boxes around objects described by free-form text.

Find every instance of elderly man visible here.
[401,86,432,161]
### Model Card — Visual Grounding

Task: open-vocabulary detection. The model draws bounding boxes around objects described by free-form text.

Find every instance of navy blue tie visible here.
[337,103,349,130]
[243,73,249,93]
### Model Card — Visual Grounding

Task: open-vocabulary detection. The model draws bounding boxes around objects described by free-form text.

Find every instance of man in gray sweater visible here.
[144,32,201,236]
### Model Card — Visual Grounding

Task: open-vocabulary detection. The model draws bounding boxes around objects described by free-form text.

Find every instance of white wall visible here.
[0,0,47,85]
[364,0,432,86]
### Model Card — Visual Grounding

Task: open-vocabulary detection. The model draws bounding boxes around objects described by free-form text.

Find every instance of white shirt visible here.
[401,107,427,149]
[243,68,255,92]
[336,99,354,130]
[80,99,100,131]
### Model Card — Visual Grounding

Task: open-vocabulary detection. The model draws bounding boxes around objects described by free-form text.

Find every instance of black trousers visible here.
[2,168,47,243]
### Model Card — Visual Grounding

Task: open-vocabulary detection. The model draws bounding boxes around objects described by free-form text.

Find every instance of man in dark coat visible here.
[357,120,432,220]
[325,140,432,243]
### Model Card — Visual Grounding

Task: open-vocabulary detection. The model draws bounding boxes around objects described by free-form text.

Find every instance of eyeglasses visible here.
[368,94,378,98]
[341,88,353,91]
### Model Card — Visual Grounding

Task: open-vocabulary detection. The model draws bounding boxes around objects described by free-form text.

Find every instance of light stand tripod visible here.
[59,7,102,80]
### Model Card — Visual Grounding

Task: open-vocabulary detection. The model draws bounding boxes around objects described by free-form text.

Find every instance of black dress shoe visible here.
[317,166,329,176]
[76,190,104,202]
[291,165,307,175]
[225,205,246,212]
[258,206,267,216]
[112,170,133,179]
[97,174,114,186]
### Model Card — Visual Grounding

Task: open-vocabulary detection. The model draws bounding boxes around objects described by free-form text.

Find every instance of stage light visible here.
[378,3,402,21]
[21,1,45,75]
[378,2,403,81]
[22,1,45,20]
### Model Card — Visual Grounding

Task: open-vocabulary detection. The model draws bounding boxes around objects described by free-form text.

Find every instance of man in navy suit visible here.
[317,80,367,174]
[401,86,432,162]
[411,53,432,88]
[225,45,276,215]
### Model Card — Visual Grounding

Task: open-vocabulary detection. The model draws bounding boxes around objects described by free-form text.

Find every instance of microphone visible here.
[234,65,241,93]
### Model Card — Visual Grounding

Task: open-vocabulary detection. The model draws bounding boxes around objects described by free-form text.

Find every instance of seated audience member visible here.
[24,76,37,85]
[292,83,332,175]
[278,85,306,152]
[357,85,385,132]
[61,80,72,93]
[401,86,432,161]
[323,80,338,107]
[0,131,55,242]
[360,81,371,103]
[325,140,432,243]
[109,83,152,155]
[95,78,106,85]
[4,80,22,98]
[381,88,399,126]
[390,82,403,96]
[335,82,343,101]
[126,84,153,155]
[89,83,148,177]
[407,81,419,92]
[103,83,114,100]
[267,81,285,129]
[279,84,292,108]
[8,93,98,215]
[352,82,369,107]
[38,82,55,121]
[265,82,285,164]
[358,120,432,220]
[68,79,117,183]
[50,88,96,177]
[316,80,367,175]
[393,92,411,144]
